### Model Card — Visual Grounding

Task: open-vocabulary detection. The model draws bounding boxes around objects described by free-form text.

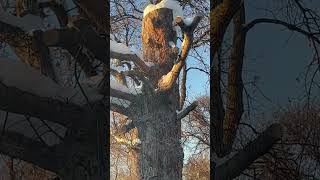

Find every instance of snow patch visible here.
[111,78,142,95]
[183,16,194,26]
[143,0,183,21]
[110,34,116,41]
[110,40,147,66]
[110,97,131,108]
[145,62,155,67]
[0,58,102,105]
[110,40,134,55]
[0,11,44,31]
[169,41,176,48]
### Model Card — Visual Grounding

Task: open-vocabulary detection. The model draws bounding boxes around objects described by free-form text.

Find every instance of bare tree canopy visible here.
[0,0,319,179]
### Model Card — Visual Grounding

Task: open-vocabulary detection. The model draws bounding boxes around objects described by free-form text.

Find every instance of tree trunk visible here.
[135,90,183,180]
[136,8,183,180]
[56,106,108,180]
[6,157,15,180]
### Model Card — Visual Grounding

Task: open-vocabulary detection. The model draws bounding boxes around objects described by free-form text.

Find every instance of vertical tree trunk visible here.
[6,157,15,180]
[56,106,108,180]
[137,8,183,180]
[135,91,183,180]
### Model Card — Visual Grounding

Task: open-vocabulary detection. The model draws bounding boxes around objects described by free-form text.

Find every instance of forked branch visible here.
[157,15,202,92]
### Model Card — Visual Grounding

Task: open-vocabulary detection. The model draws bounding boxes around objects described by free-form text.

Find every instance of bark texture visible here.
[134,90,183,180]
[55,106,108,180]
[142,8,178,80]
[136,8,183,180]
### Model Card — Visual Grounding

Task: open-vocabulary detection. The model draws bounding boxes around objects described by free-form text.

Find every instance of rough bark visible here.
[142,8,177,80]
[211,0,242,58]
[133,8,184,180]
[55,105,108,180]
[221,4,245,155]
[134,89,183,180]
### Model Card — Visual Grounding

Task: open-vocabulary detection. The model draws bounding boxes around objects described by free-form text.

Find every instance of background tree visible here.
[236,102,320,179]
[183,153,210,180]
[0,0,109,179]
[212,0,320,179]
[0,0,210,179]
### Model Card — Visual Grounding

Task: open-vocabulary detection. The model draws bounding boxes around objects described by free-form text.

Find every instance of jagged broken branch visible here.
[157,15,202,92]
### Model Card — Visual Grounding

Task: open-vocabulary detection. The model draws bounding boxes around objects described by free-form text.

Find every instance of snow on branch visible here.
[111,78,142,96]
[110,40,135,55]
[157,15,202,92]
[144,0,183,21]
[0,58,102,106]
[110,40,152,74]
[0,9,44,31]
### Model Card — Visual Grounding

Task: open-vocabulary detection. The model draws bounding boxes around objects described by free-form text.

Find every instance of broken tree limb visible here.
[157,15,202,92]
[177,101,198,120]
[110,88,136,102]
[215,123,283,180]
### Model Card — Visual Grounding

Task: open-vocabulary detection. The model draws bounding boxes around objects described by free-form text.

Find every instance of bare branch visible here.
[215,123,283,180]
[110,88,136,102]
[0,131,61,172]
[110,103,130,117]
[0,81,86,127]
[179,63,187,110]
[243,18,320,44]
[177,101,198,120]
